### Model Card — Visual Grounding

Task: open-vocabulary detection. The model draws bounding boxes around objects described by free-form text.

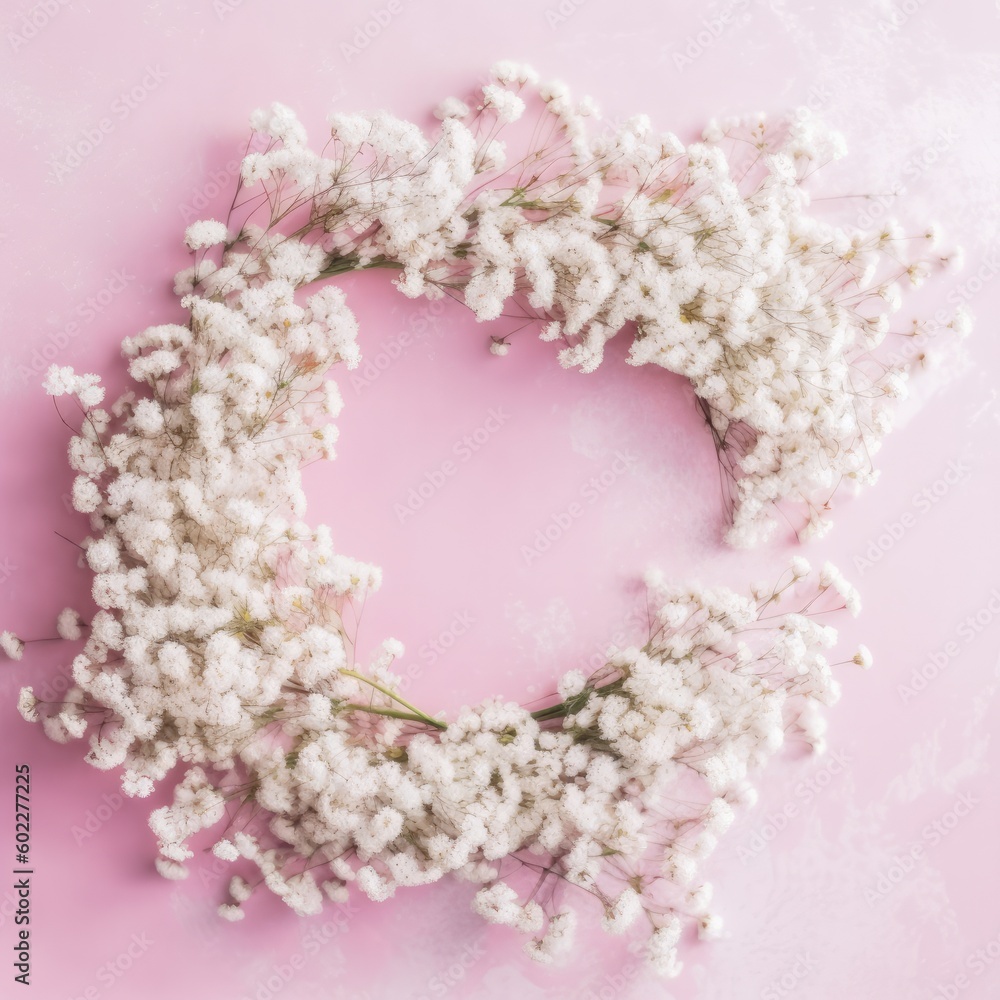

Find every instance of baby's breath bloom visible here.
[1,631,24,660]
[56,608,84,641]
[853,645,874,669]
[17,687,37,723]
[183,219,230,250]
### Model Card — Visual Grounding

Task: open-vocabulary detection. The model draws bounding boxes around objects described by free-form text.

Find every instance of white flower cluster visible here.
[8,316,865,968]
[1,66,891,974]
[177,61,964,544]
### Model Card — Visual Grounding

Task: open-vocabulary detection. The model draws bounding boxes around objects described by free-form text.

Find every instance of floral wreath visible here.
[3,63,964,977]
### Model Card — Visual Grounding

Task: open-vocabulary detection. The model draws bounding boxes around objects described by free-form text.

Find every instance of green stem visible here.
[339,668,446,730]
[341,703,447,729]
[316,255,403,280]
[530,676,625,722]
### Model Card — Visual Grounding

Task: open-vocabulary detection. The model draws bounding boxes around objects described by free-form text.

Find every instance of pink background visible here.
[2,1,999,998]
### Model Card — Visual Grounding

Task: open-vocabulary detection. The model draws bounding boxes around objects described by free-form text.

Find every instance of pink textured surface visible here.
[2,2,999,998]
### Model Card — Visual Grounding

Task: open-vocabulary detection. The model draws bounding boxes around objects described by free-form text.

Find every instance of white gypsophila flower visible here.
[213,840,240,862]
[490,61,539,87]
[481,84,525,124]
[17,687,38,723]
[524,908,577,964]
[56,608,84,641]
[183,219,230,251]
[1,631,25,660]
[853,645,874,669]
[434,96,469,121]
[43,365,106,407]
[122,772,155,797]
[790,556,811,579]
[155,858,189,880]
[601,888,643,934]
[71,476,102,513]
[229,876,252,903]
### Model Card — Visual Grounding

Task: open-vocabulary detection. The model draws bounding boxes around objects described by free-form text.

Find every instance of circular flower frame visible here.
[6,63,960,976]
